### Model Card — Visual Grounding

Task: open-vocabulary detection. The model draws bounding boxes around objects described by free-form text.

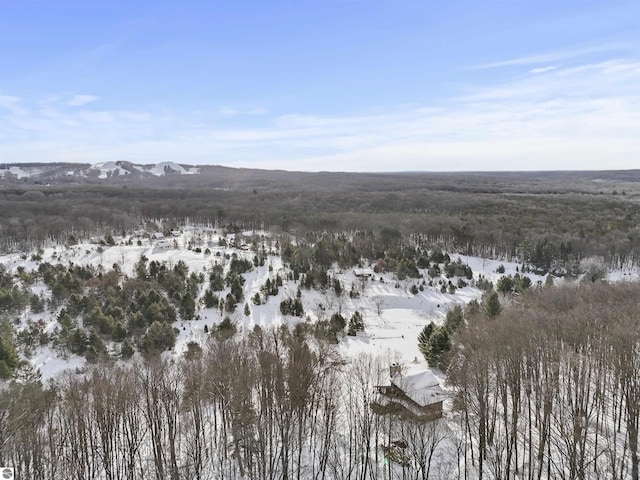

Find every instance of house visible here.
[152,232,165,240]
[372,365,446,421]
[354,268,374,278]
[155,240,171,249]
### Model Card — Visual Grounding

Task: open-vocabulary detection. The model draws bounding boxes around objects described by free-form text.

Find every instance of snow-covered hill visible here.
[91,160,200,178]
[91,161,134,178]
[142,161,200,176]
[0,227,558,382]
[0,165,44,179]
[0,161,200,181]
[3,227,639,480]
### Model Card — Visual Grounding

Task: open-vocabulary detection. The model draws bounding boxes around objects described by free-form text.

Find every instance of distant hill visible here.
[0,161,200,182]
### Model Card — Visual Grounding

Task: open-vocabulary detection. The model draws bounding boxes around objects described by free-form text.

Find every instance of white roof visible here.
[354,268,374,276]
[391,370,447,407]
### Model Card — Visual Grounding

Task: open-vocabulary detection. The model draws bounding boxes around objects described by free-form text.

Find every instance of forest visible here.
[0,282,638,479]
[0,166,639,479]
[2,167,640,269]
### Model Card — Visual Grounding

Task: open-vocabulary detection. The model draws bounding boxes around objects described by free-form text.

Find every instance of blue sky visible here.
[1,0,639,171]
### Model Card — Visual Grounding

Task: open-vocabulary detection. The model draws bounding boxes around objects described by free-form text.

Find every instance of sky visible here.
[1,0,639,172]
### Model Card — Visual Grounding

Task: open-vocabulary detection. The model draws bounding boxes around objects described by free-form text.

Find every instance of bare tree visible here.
[392,418,449,480]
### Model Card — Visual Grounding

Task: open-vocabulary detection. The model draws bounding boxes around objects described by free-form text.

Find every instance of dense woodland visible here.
[0,282,638,479]
[1,166,640,479]
[448,282,640,480]
[2,167,640,269]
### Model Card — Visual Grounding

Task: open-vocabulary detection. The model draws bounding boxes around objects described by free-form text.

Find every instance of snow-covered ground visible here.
[92,161,199,177]
[0,165,42,178]
[0,227,551,382]
[3,228,637,479]
[144,161,199,175]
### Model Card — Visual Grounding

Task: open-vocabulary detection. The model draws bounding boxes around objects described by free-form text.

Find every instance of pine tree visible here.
[0,328,19,380]
[120,338,135,358]
[482,291,502,319]
[252,292,262,305]
[425,327,452,368]
[347,311,365,336]
[180,292,196,320]
[418,323,435,360]
[214,317,237,341]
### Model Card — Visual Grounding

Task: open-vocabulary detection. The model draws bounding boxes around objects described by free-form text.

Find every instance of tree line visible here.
[3,280,639,479]
[2,168,640,269]
[447,281,640,480]
[0,328,458,480]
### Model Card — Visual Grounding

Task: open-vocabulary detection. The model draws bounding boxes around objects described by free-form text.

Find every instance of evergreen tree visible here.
[120,338,135,359]
[202,289,219,308]
[213,316,237,341]
[252,292,262,305]
[418,323,436,360]
[183,341,203,360]
[425,326,452,368]
[180,292,196,320]
[279,298,304,317]
[444,305,464,331]
[0,326,19,380]
[141,321,177,355]
[135,254,148,280]
[329,313,346,335]
[482,291,502,319]
[68,328,87,355]
[418,322,451,368]
[347,311,365,336]
[112,321,127,342]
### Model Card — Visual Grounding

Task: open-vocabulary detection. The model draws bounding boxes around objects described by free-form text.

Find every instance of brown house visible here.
[372,366,446,421]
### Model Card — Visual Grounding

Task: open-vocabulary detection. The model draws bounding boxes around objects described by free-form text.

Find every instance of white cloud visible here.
[0,95,29,115]
[218,106,267,116]
[67,94,99,107]
[2,57,640,171]
[469,42,628,70]
[529,65,559,74]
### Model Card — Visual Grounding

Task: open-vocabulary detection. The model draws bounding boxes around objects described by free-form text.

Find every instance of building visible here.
[372,365,446,421]
[354,268,374,278]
